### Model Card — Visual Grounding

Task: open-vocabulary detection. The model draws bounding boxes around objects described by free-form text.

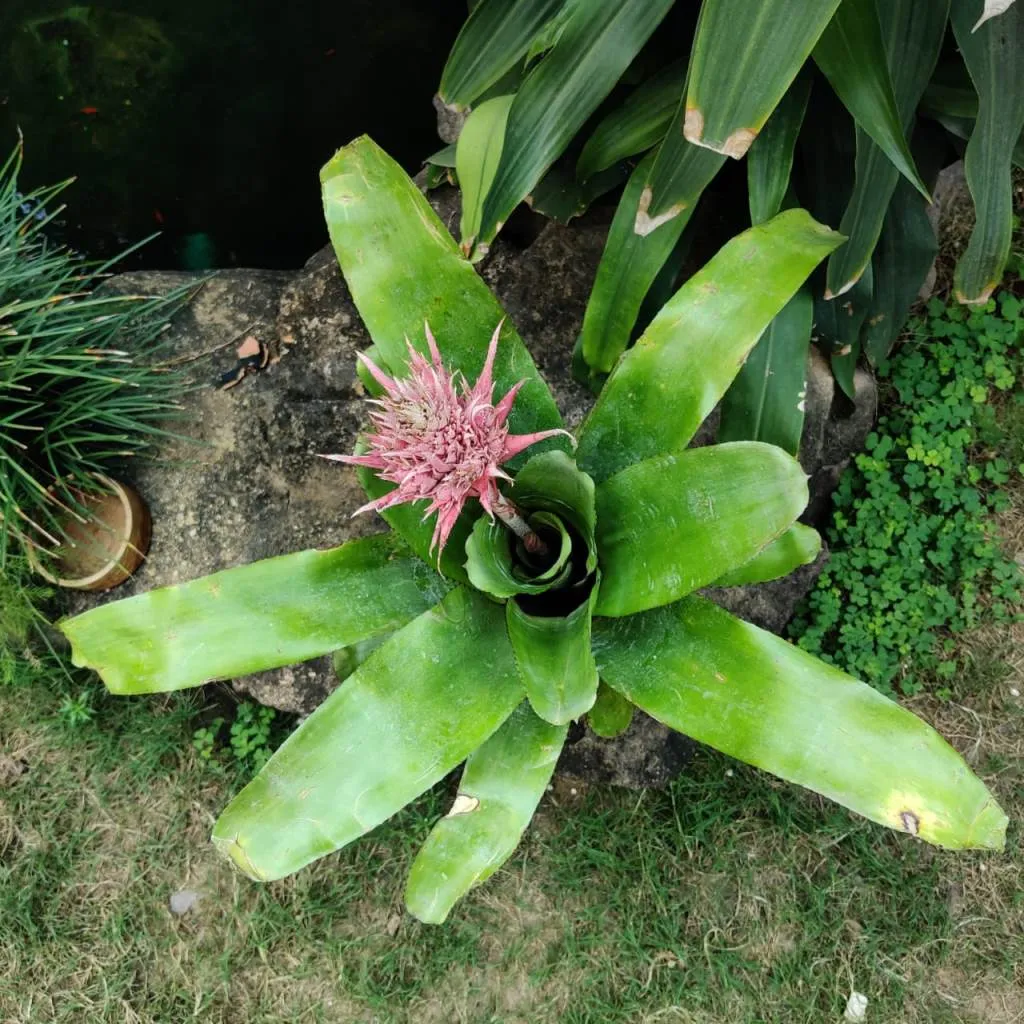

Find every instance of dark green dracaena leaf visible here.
[681,0,840,161]
[212,587,524,882]
[593,596,1007,851]
[717,286,814,456]
[575,59,687,182]
[438,0,566,108]
[579,143,719,375]
[468,0,676,258]
[746,72,812,227]
[817,265,874,399]
[949,0,1024,303]
[405,702,566,924]
[812,0,930,200]
[59,535,452,694]
[576,210,844,484]
[824,0,948,299]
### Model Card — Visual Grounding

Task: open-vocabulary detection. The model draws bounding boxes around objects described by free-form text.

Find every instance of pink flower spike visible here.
[323,321,570,559]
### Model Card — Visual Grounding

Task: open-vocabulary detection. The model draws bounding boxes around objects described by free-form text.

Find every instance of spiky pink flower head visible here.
[320,321,570,557]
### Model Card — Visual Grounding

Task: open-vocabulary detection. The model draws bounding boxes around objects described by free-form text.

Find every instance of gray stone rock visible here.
[67,184,878,788]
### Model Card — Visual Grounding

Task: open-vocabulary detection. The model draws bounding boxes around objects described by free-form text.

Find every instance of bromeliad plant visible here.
[59,139,1006,925]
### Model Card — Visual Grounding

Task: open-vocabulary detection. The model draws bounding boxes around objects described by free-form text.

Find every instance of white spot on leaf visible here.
[446,793,480,817]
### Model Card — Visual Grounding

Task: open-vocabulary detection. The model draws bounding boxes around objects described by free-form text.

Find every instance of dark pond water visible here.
[1,1,463,269]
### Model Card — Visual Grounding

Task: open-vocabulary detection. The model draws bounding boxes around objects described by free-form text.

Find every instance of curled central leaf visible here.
[320,321,569,555]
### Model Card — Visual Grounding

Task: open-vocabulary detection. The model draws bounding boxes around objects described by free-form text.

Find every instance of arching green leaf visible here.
[577,210,843,483]
[59,535,452,694]
[212,587,523,881]
[594,442,808,617]
[593,596,1007,851]
[405,703,565,924]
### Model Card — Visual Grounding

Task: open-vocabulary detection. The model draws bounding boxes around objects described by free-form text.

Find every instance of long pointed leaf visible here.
[577,210,843,483]
[949,0,1024,303]
[212,587,523,881]
[439,0,566,108]
[470,0,675,256]
[594,442,808,617]
[862,175,937,365]
[825,0,948,298]
[583,135,722,372]
[813,0,929,200]
[593,596,1007,851]
[747,74,812,226]
[405,703,565,924]
[682,0,840,159]
[59,535,453,694]
[575,59,687,182]
[457,95,515,253]
[717,286,813,455]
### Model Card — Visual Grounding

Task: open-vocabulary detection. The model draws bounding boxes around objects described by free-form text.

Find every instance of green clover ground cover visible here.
[793,294,1024,697]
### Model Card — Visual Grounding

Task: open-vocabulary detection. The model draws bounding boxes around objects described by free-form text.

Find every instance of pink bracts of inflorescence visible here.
[320,322,570,556]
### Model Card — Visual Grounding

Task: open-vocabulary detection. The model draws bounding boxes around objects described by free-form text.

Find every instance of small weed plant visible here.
[793,294,1023,697]
[193,702,278,773]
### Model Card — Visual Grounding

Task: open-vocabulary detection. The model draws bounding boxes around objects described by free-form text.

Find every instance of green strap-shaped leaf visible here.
[682,0,840,159]
[709,523,821,587]
[813,0,929,200]
[587,681,634,739]
[747,74,811,226]
[457,96,515,254]
[321,137,565,446]
[507,581,600,725]
[632,92,727,235]
[580,143,721,374]
[825,0,948,298]
[212,587,523,881]
[575,59,687,182]
[527,159,629,225]
[718,286,813,456]
[594,442,808,617]
[576,210,844,484]
[592,596,1007,851]
[469,0,675,257]
[59,535,453,694]
[862,126,945,365]
[949,0,1024,303]
[322,137,567,568]
[438,0,566,108]
[816,265,873,400]
[405,702,566,924]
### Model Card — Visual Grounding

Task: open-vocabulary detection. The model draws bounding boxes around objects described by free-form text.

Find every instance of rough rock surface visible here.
[67,185,878,788]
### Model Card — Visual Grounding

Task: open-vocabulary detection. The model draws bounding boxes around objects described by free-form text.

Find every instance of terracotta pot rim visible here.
[27,473,151,590]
